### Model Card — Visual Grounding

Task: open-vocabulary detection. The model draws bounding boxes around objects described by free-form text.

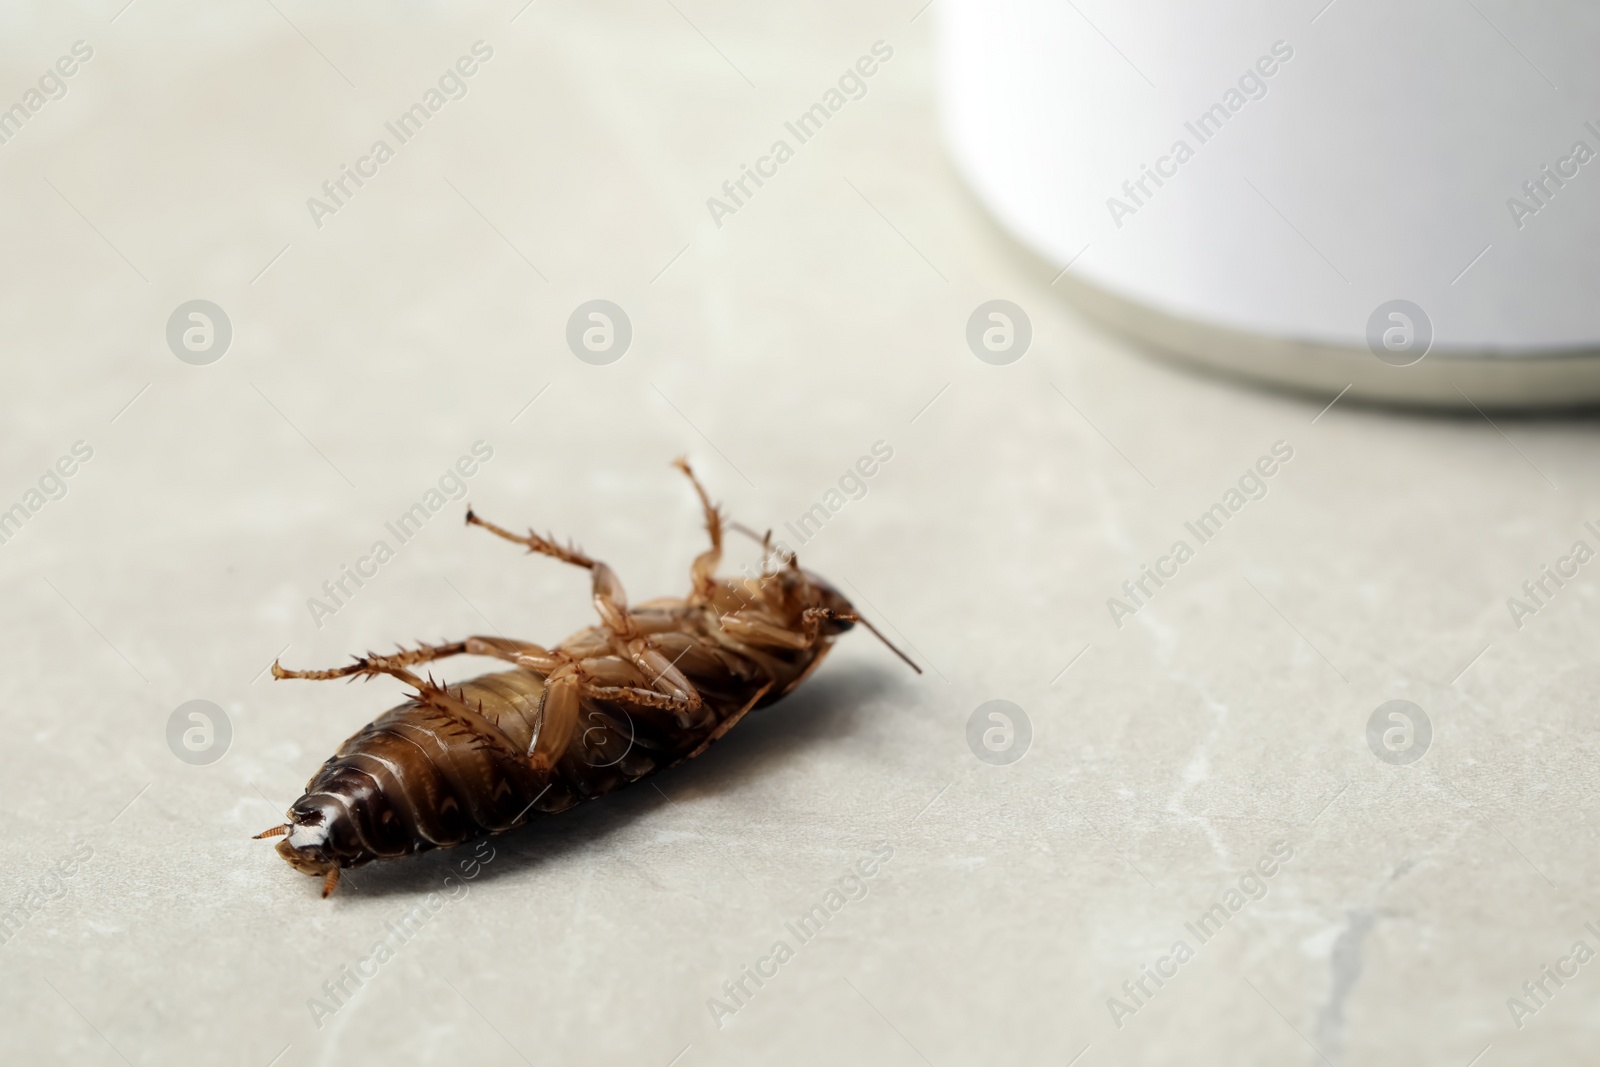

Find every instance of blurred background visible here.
[1,2,1597,1065]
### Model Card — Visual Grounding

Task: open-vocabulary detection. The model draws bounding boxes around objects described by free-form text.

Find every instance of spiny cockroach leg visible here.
[272,641,471,684]
[674,457,723,552]
[465,508,596,570]
[274,639,561,722]
[466,506,637,638]
[674,457,725,601]
[581,683,698,713]
[408,672,507,726]
[626,642,703,711]
[559,645,702,717]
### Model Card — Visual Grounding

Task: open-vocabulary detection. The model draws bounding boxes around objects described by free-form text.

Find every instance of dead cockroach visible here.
[257,459,919,896]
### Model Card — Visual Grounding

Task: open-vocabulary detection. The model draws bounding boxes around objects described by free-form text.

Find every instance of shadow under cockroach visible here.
[339,662,902,900]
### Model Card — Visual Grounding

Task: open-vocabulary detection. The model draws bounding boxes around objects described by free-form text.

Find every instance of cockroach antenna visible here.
[727,519,759,541]
[728,519,792,569]
[856,615,922,674]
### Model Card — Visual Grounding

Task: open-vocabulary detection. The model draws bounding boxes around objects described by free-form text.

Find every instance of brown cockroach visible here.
[256,460,919,896]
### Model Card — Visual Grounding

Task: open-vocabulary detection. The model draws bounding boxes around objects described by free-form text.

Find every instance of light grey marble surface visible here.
[1,4,1597,1066]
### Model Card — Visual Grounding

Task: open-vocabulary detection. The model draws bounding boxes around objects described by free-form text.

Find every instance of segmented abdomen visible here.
[289,657,773,866]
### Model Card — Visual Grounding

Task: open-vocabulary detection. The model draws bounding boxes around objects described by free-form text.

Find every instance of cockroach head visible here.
[802,571,857,634]
[792,567,922,674]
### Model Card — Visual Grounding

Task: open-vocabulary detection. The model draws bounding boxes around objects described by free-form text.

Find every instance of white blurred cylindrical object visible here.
[938,0,1600,407]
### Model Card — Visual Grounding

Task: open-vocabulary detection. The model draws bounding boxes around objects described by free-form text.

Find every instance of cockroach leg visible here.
[673,457,722,549]
[465,508,596,570]
[321,868,341,898]
[581,682,702,716]
[465,636,556,666]
[465,506,639,639]
[680,681,773,762]
[550,649,694,716]
[272,636,572,698]
[587,563,634,636]
[273,640,474,684]
[720,612,812,650]
[527,672,583,772]
[626,642,703,711]
[674,457,725,600]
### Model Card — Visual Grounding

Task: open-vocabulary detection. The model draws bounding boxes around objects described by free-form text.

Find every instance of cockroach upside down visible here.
[257,460,918,896]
